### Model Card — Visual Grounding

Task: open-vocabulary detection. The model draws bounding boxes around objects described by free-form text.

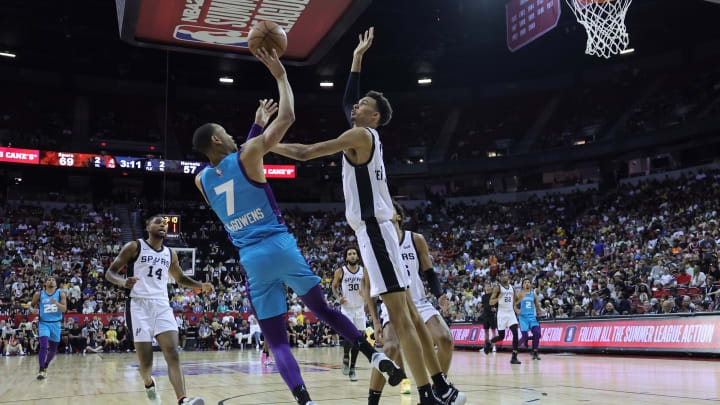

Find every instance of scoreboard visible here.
[0,147,293,178]
[159,214,181,237]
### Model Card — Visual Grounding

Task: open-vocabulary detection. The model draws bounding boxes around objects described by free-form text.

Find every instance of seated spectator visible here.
[69,321,84,353]
[104,325,119,352]
[248,315,262,349]
[5,335,24,356]
[602,302,619,316]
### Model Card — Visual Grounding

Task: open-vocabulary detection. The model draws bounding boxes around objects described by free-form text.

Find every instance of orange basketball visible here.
[248,21,287,57]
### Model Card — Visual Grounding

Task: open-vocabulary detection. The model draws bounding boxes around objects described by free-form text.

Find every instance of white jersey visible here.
[497,284,515,316]
[400,231,425,302]
[341,265,364,309]
[129,239,172,301]
[342,127,394,231]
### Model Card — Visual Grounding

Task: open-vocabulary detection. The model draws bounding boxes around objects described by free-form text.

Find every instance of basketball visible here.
[248,21,288,57]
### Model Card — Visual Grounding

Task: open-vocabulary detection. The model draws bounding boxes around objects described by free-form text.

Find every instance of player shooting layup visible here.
[192,48,404,405]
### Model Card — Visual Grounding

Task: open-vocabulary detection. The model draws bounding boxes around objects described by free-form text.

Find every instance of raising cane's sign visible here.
[116,0,372,65]
[263,164,295,178]
[0,147,40,164]
[451,314,720,355]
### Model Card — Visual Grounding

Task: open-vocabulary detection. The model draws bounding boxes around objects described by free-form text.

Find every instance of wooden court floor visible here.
[0,347,717,404]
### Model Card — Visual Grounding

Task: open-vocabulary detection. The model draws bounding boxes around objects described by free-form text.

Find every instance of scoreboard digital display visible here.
[39,151,117,168]
[0,148,295,178]
[159,214,181,237]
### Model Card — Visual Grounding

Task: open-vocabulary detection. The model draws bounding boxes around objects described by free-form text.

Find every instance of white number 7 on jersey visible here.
[214,180,235,216]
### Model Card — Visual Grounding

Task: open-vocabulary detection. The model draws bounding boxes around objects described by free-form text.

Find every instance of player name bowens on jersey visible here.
[140,255,170,267]
[225,208,265,232]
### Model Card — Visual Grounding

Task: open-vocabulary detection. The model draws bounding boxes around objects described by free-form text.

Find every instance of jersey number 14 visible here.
[147,266,162,280]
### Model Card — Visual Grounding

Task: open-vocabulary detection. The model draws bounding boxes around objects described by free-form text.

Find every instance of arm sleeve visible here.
[422,268,443,299]
[245,123,264,142]
[342,72,361,127]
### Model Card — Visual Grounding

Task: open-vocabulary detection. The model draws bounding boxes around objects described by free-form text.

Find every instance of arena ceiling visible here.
[0,0,718,92]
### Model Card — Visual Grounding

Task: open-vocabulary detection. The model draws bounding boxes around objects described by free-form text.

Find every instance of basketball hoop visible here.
[565,0,632,59]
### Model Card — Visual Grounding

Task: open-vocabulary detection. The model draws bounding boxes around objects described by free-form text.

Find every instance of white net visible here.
[565,0,632,59]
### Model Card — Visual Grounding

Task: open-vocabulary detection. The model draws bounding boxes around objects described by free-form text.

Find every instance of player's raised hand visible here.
[201,282,215,294]
[256,48,286,79]
[124,277,139,289]
[255,98,279,127]
[354,27,374,57]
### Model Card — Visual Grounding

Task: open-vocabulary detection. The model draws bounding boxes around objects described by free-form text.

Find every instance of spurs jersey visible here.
[342,127,394,231]
[341,265,364,309]
[400,231,425,302]
[497,284,515,316]
[128,239,172,302]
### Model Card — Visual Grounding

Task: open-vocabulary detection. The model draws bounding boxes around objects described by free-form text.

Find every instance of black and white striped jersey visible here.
[342,127,394,231]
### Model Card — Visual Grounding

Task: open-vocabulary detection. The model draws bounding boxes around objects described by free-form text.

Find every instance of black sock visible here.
[418,384,435,405]
[343,340,351,361]
[292,384,311,405]
[431,373,450,395]
[350,346,359,368]
[177,396,186,405]
[353,337,376,361]
[145,380,155,388]
[368,389,382,405]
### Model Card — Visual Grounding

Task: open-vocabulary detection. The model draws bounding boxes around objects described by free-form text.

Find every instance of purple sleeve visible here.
[245,124,264,141]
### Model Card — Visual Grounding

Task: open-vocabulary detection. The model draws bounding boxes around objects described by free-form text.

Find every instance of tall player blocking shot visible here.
[192,48,404,405]
[271,28,466,405]
[105,215,213,405]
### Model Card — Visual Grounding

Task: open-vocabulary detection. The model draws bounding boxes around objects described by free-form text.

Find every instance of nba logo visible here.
[564,326,577,343]
[173,25,249,48]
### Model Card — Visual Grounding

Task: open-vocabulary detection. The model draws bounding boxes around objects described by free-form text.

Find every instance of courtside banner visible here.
[117,0,372,65]
[451,314,720,355]
[0,147,40,164]
[263,165,296,178]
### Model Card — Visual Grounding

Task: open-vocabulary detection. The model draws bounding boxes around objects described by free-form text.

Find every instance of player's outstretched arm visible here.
[243,99,278,143]
[105,241,141,289]
[343,27,373,125]
[169,250,214,294]
[351,27,374,73]
[271,126,371,161]
[489,285,501,305]
[243,48,294,160]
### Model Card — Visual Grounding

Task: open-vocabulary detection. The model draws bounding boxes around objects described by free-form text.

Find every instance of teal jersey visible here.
[520,291,536,318]
[200,151,287,249]
[39,289,62,322]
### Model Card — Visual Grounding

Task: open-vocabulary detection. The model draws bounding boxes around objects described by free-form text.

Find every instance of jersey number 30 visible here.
[147,266,162,280]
